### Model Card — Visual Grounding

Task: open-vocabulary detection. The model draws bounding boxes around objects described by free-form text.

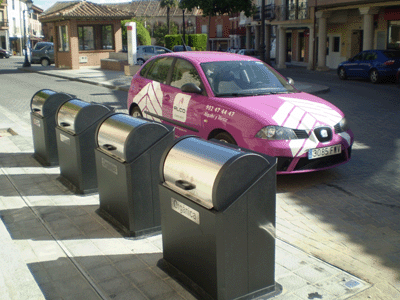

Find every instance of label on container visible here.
[33,119,41,127]
[102,158,118,175]
[171,198,200,225]
[59,133,70,145]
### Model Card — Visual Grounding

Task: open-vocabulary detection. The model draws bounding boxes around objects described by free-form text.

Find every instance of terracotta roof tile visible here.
[40,0,134,22]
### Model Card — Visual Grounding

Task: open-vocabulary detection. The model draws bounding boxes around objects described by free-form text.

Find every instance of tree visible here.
[160,0,178,35]
[121,18,151,46]
[180,0,256,49]
[153,23,178,46]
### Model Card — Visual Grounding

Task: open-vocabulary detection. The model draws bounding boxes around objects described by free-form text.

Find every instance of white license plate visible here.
[308,145,341,160]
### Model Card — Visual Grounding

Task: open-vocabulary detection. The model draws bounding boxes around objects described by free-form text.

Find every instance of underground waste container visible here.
[30,89,73,166]
[95,113,174,237]
[55,99,113,194]
[158,136,281,300]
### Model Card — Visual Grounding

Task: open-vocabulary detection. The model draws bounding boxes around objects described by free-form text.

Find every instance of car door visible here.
[360,51,376,78]
[346,52,365,77]
[143,46,155,61]
[134,57,175,122]
[162,58,208,138]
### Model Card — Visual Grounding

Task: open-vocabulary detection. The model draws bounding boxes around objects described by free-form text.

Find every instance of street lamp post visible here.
[23,0,33,67]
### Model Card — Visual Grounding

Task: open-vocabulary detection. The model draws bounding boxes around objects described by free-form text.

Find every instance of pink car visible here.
[127,52,353,174]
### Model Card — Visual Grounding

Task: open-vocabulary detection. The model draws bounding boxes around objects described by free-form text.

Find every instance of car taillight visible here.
[383,60,395,66]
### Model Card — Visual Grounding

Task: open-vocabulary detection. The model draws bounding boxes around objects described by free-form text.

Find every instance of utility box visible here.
[30,89,73,166]
[55,99,113,194]
[95,113,174,237]
[159,136,281,300]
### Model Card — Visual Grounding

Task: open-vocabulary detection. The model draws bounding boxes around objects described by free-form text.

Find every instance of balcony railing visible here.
[253,4,310,22]
[0,20,9,27]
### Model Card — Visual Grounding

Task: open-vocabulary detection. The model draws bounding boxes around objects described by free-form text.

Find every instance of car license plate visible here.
[308,145,341,160]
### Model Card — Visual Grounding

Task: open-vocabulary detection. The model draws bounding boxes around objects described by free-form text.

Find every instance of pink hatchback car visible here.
[127,52,353,174]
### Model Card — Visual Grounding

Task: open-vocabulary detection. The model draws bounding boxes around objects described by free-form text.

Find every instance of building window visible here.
[388,20,400,50]
[333,37,340,52]
[58,25,69,51]
[202,25,207,34]
[217,25,223,38]
[101,25,113,49]
[78,26,95,50]
[12,0,15,10]
[286,0,308,20]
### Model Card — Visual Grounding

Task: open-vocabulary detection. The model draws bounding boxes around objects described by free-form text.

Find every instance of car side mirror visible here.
[181,83,202,94]
[287,77,294,85]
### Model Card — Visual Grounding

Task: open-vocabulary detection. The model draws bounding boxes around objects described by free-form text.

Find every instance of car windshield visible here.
[201,60,296,97]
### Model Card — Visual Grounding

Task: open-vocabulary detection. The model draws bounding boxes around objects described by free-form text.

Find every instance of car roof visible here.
[159,51,259,63]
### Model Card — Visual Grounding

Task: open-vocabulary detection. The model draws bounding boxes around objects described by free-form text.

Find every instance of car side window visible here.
[353,53,364,61]
[170,58,203,91]
[145,57,174,84]
[156,47,167,54]
[144,46,154,53]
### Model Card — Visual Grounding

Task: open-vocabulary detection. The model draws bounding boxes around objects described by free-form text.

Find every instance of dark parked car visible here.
[0,48,12,58]
[337,50,400,83]
[237,49,260,59]
[172,45,192,52]
[31,42,54,66]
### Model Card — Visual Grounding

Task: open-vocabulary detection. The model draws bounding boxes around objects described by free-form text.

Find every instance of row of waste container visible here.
[30,89,281,300]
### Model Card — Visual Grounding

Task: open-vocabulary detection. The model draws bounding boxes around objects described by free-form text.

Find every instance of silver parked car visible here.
[136,45,172,65]
[31,42,54,66]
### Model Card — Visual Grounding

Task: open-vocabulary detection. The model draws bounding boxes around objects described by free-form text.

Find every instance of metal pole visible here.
[182,9,185,47]
[260,0,266,62]
[23,9,30,67]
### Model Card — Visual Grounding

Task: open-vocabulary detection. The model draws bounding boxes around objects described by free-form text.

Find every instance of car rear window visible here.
[383,51,400,58]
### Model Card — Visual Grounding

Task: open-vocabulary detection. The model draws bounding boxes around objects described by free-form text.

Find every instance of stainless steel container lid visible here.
[57,99,112,135]
[30,89,72,117]
[96,113,170,162]
[162,137,270,211]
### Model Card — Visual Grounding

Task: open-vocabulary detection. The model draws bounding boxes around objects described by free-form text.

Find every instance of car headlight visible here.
[334,117,349,133]
[256,126,298,140]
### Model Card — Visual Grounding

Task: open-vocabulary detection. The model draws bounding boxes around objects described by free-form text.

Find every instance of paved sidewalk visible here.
[0,67,370,299]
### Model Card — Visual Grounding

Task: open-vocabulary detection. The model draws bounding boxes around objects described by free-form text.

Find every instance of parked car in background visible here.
[237,49,260,59]
[397,68,400,85]
[136,45,172,65]
[0,48,12,58]
[31,42,54,66]
[172,45,192,52]
[337,50,400,83]
[127,52,353,174]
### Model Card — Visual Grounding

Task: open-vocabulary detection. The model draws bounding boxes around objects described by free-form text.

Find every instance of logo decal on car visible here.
[132,81,163,121]
[173,94,191,122]
[274,97,342,157]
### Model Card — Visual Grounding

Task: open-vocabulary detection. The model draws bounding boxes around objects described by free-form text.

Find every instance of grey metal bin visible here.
[95,113,174,237]
[30,89,73,166]
[159,136,281,300]
[55,99,113,194]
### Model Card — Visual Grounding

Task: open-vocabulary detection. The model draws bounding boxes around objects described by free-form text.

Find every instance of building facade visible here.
[7,0,31,56]
[0,0,9,50]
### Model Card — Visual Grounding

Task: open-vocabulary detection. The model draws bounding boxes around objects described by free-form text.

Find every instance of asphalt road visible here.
[1,56,400,298]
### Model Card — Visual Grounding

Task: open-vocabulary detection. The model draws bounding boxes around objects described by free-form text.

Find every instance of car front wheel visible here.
[137,58,145,66]
[130,106,142,118]
[214,132,237,145]
[369,69,380,83]
[338,67,347,80]
[41,58,50,67]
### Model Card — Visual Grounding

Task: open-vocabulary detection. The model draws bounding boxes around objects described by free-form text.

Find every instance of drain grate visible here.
[344,280,361,289]
[0,128,18,137]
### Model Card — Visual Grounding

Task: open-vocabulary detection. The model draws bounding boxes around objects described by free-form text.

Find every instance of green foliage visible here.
[180,0,256,17]
[160,0,179,34]
[153,23,178,46]
[165,34,186,50]
[121,19,151,46]
[188,34,207,51]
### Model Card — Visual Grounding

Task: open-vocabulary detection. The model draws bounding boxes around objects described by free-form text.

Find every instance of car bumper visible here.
[245,130,354,174]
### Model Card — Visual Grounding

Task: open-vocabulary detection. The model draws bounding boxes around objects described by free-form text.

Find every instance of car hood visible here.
[223,92,344,130]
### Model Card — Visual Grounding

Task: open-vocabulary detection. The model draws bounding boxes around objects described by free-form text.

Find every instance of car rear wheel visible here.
[130,106,142,118]
[41,58,50,67]
[369,69,380,84]
[214,132,237,145]
[338,67,347,80]
[137,58,145,66]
